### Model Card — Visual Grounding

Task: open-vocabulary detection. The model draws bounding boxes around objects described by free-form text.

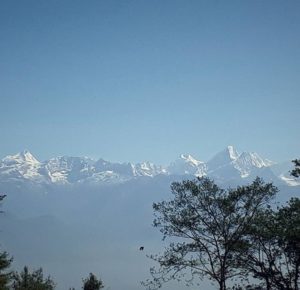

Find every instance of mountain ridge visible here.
[0,146,299,186]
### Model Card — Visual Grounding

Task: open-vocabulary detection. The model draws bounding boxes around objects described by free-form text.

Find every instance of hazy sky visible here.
[0,0,299,164]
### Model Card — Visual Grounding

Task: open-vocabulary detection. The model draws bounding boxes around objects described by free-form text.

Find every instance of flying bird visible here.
[139,246,144,251]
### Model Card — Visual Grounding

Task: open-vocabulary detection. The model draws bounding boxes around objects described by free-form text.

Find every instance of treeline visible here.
[0,254,103,290]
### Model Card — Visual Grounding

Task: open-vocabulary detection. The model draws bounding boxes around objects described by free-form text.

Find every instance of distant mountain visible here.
[167,154,206,176]
[0,146,299,187]
[207,145,239,171]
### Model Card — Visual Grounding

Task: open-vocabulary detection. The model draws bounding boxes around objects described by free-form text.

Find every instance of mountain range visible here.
[0,146,299,290]
[0,146,298,186]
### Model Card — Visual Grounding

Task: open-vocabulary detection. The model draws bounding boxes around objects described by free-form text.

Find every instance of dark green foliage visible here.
[0,251,13,290]
[12,266,55,290]
[238,158,300,289]
[0,194,6,214]
[82,273,104,290]
[241,198,300,290]
[291,159,300,178]
[144,177,277,290]
[0,195,12,290]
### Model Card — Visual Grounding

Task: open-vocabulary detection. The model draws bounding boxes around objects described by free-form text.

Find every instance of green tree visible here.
[277,198,300,289]
[0,251,13,290]
[0,194,6,211]
[238,159,300,290]
[82,273,104,290]
[291,159,300,178]
[0,194,13,290]
[143,177,277,290]
[240,198,300,290]
[12,266,55,290]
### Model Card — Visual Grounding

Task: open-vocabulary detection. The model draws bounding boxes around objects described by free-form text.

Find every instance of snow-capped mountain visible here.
[207,145,239,171]
[0,151,46,183]
[0,147,299,186]
[45,156,95,184]
[205,147,276,181]
[168,154,206,177]
[233,152,274,178]
[0,151,166,185]
[269,161,300,187]
[133,162,166,177]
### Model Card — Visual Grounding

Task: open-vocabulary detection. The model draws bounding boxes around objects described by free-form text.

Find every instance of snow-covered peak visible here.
[207,146,239,171]
[263,158,276,167]
[2,150,40,165]
[236,152,268,168]
[0,148,295,187]
[44,156,96,184]
[136,161,156,171]
[0,150,46,183]
[168,154,206,176]
[133,162,165,177]
[232,152,275,178]
[179,154,204,166]
[227,145,239,160]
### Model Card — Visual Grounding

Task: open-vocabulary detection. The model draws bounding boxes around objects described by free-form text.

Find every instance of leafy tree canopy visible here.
[144,177,277,290]
[239,197,300,290]
[291,159,300,178]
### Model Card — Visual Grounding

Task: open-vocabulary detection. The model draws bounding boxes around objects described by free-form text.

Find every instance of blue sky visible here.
[0,0,299,164]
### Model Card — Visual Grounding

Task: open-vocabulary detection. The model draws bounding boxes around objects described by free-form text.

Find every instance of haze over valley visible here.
[0,147,299,289]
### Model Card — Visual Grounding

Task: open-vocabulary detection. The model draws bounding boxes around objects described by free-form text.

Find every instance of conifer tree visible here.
[82,273,104,290]
[0,195,12,290]
[0,251,12,290]
[12,266,55,290]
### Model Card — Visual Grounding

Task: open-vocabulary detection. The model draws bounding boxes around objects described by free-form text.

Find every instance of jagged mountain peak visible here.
[167,154,206,176]
[226,145,239,160]
[207,145,239,171]
[179,154,204,166]
[2,150,40,165]
[236,151,273,168]
[133,161,165,177]
[0,148,296,186]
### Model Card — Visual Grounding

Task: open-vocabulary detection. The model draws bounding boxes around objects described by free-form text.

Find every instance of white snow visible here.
[0,147,297,187]
[280,175,300,186]
[227,145,239,160]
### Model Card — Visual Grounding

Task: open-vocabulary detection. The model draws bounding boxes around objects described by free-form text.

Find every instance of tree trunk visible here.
[219,270,227,290]
[294,262,299,290]
[218,280,226,290]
